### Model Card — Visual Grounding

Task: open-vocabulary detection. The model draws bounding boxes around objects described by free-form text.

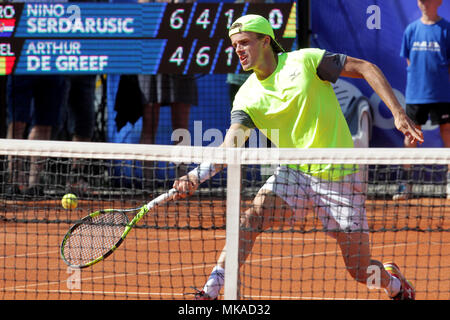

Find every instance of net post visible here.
[224,156,241,300]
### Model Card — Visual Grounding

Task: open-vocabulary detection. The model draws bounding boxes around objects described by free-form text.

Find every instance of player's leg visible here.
[336,232,415,300]
[195,166,302,300]
[335,232,385,285]
[196,188,291,300]
[228,189,291,265]
[319,171,415,300]
[335,232,391,292]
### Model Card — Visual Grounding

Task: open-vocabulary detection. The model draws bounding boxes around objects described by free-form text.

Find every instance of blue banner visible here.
[14,3,165,38]
[14,39,166,74]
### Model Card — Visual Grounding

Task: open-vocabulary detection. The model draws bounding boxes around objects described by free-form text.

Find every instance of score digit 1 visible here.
[210,43,240,74]
[223,46,233,67]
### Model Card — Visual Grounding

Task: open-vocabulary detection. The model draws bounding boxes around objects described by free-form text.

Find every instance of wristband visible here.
[189,162,216,183]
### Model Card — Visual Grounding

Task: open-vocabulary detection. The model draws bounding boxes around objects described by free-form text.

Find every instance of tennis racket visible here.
[60,188,177,268]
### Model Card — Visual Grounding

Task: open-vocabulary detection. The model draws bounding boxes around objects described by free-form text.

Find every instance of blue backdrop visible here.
[310,0,450,147]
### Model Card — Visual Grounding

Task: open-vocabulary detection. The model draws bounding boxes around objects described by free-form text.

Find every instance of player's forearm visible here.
[342,57,406,118]
[361,62,406,118]
[359,61,423,143]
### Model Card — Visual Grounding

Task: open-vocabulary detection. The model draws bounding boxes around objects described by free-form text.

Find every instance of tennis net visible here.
[0,138,449,300]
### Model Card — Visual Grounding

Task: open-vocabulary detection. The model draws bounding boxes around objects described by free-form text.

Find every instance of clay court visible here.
[0,196,448,300]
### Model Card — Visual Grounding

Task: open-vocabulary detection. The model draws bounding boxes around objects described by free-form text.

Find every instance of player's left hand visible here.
[394,111,424,145]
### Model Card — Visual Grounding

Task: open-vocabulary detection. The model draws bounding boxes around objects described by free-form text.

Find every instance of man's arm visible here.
[173,123,251,198]
[340,56,423,144]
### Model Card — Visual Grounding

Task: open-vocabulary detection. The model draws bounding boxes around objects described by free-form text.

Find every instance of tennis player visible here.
[173,14,423,300]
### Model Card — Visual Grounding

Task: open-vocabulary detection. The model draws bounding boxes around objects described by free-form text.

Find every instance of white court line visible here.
[0,250,57,260]
[0,234,328,260]
[1,239,428,300]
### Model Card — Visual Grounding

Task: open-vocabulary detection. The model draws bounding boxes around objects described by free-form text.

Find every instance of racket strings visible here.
[63,212,128,266]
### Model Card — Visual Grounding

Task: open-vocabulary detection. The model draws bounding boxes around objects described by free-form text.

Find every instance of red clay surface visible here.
[0,197,448,300]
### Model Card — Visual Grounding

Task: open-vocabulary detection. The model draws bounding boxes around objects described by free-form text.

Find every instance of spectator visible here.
[6,75,66,197]
[55,75,97,195]
[393,0,450,200]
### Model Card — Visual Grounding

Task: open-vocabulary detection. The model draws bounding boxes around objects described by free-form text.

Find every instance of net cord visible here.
[1,138,450,165]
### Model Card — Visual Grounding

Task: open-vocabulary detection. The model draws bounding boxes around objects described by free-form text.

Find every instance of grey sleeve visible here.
[316,51,347,83]
[230,110,256,129]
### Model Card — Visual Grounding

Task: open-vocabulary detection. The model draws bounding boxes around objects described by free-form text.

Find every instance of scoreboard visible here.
[0,2,297,75]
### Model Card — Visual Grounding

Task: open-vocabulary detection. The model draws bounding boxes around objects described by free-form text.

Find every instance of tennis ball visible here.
[62,193,78,209]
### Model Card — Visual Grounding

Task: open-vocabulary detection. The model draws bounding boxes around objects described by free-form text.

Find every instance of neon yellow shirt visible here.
[232,48,356,180]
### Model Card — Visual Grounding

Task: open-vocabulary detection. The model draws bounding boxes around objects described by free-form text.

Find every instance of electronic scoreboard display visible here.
[0,2,297,74]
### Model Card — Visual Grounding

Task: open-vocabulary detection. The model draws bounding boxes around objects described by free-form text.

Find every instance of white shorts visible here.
[260,166,368,234]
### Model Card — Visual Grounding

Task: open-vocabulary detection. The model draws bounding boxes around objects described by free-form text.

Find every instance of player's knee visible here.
[240,210,264,233]
[240,206,274,235]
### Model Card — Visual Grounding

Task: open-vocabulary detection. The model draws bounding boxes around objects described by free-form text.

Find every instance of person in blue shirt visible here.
[394,0,450,200]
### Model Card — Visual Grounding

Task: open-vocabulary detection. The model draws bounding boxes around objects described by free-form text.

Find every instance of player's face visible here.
[230,31,266,72]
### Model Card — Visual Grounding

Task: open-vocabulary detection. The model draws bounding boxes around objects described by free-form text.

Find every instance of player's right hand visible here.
[173,174,199,200]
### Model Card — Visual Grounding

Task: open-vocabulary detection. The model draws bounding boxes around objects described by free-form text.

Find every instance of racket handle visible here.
[145,188,177,210]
